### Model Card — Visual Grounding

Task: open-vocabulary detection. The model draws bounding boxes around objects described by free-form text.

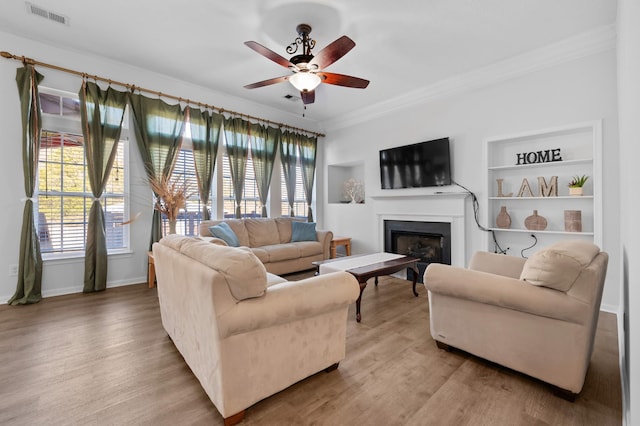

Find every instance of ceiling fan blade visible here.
[309,36,356,69]
[244,76,289,89]
[244,41,295,69]
[318,72,369,89]
[301,90,315,105]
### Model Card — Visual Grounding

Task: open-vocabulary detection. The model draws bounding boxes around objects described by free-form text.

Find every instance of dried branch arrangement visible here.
[148,175,195,224]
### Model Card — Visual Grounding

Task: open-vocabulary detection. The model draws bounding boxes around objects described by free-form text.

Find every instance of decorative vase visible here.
[569,187,584,196]
[524,210,547,231]
[564,210,582,232]
[496,206,511,229]
[168,219,177,234]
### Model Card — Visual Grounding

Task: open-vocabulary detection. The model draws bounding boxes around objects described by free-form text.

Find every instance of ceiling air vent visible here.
[25,2,69,25]
[283,94,301,102]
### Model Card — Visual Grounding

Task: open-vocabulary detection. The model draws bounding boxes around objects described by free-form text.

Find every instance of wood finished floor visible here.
[0,275,622,426]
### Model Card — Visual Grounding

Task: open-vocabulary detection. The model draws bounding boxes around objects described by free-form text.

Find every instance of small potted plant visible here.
[568,175,589,196]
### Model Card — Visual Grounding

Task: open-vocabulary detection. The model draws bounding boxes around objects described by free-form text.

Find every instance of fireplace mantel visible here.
[369,191,469,200]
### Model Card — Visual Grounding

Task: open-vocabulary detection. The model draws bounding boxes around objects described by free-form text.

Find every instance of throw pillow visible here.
[291,221,317,242]
[520,240,600,292]
[208,222,240,247]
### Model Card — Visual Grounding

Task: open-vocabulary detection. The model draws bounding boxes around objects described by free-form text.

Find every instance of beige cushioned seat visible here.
[423,240,608,398]
[199,217,332,275]
[153,235,360,424]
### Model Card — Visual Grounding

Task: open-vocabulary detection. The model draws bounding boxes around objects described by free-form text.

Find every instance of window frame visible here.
[280,151,309,219]
[220,146,262,219]
[161,142,211,236]
[36,86,131,260]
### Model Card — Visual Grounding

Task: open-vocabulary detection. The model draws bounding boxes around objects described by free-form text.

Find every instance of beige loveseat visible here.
[423,240,608,398]
[153,235,359,425]
[199,217,332,275]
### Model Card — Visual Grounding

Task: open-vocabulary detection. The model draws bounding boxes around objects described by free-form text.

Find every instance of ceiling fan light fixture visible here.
[289,71,321,92]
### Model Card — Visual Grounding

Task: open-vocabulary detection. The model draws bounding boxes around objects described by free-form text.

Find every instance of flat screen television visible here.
[379,137,451,189]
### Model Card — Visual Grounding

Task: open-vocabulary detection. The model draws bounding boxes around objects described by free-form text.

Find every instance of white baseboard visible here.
[0,276,147,304]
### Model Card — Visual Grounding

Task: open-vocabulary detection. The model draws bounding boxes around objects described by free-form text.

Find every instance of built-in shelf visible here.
[488,196,594,200]
[484,120,602,255]
[487,227,594,236]
[328,162,365,204]
[487,158,592,171]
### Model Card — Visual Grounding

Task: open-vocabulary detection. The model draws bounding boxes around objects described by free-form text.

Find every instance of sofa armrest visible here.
[424,263,589,324]
[218,271,359,338]
[316,229,333,259]
[468,251,526,279]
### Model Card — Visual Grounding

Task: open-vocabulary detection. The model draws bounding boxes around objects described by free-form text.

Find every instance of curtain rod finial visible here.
[1,51,14,59]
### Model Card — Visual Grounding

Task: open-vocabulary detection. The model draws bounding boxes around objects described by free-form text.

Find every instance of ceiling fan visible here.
[244,24,369,105]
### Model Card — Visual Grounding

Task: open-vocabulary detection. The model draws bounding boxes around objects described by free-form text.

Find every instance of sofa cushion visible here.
[209,222,240,247]
[291,221,317,242]
[262,243,301,262]
[296,241,324,257]
[275,217,295,243]
[250,247,270,263]
[520,240,600,292]
[221,220,251,247]
[178,239,267,301]
[245,218,280,247]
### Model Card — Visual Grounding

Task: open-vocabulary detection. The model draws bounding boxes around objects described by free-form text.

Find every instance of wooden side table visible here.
[147,251,156,288]
[330,236,352,259]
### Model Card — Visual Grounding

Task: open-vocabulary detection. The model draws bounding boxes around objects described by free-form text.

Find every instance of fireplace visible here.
[384,220,451,283]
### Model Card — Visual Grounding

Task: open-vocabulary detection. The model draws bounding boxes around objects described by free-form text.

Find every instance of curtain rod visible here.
[1,50,326,138]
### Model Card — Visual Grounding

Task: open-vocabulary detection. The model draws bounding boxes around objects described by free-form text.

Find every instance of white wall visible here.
[0,30,323,301]
[321,49,620,312]
[617,0,640,423]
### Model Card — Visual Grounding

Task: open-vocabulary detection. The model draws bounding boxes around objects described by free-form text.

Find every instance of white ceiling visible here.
[0,0,617,126]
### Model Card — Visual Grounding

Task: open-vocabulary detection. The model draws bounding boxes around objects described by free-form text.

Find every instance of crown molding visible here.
[321,24,617,132]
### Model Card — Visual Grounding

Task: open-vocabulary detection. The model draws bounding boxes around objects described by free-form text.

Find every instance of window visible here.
[162,148,209,236]
[281,153,307,218]
[222,151,261,218]
[37,88,129,256]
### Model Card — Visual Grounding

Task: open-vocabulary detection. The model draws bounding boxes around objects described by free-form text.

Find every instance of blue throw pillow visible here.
[208,222,240,247]
[291,221,317,242]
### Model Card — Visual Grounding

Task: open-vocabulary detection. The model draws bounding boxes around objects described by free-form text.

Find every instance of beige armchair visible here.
[153,235,360,425]
[423,240,608,399]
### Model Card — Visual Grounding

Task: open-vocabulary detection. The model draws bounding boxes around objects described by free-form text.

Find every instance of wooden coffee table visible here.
[313,254,420,322]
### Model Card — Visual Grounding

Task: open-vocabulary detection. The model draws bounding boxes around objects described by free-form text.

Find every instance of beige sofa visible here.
[199,217,332,275]
[423,240,608,398]
[152,234,359,425]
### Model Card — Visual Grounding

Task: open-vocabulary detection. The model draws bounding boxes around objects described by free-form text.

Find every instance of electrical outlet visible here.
[8,264,18,277]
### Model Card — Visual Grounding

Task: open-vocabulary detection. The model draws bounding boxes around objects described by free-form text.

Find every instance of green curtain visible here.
[224,117,250,218]
[250,124,279,217]
[9,65,44,305]
[129,93,184,247]
[298,135,317,222]
[79,81,127,293]
[280,130,298,217]
[189,108,222,221]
